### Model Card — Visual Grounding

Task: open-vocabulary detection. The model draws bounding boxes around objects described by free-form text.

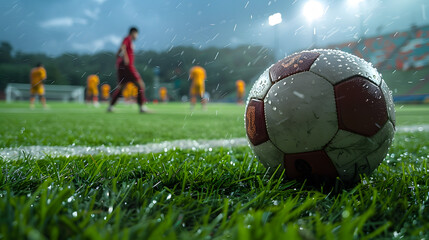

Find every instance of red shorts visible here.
[117,62,141,84]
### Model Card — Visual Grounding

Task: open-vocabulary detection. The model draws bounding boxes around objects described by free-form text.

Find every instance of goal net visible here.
[5,83,85,102]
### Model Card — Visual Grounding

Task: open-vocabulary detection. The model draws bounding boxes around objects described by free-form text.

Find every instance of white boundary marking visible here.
[1,125,428,161]
[0,138,249,161]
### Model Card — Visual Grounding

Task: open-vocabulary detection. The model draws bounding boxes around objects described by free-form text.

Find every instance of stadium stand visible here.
[327,24,429,103]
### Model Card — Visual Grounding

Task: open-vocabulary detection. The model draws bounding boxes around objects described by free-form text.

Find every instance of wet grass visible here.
[0,102,429,148]
[0,102,245,148]
[0,131,429,239]
[0,102,429,239]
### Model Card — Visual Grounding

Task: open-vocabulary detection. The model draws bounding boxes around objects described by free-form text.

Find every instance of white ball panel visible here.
[367,121,395,171]
[326,121,394,182]
[251,140,284,173]
[265,71,338,153]
[380,80,396,126]
[247,66,273,100]
[326,130,379,169]
[309,49,382,86]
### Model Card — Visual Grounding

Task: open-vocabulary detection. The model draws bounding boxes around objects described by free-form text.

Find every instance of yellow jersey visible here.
[101,84,110,97]
[123,82,138,98]
[87,74,100,89]
[189,66,206,86]
[159,87,167,99]
[30,67,47,87]
[236,80,245,93]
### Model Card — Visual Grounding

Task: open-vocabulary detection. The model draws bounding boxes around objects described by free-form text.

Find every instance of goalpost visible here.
[5,83,85,102]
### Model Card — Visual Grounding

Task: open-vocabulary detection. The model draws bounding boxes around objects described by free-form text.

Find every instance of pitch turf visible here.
[0,102,245,147]
[0,102,429,239]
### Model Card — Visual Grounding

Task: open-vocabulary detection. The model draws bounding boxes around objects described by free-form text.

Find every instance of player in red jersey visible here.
[107,27,148,113]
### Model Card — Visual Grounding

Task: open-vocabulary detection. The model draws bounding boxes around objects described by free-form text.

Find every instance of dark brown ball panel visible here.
[246,99,269,146]
[269,51,320,83]
[284,150,338,179]
[335,77,388,137]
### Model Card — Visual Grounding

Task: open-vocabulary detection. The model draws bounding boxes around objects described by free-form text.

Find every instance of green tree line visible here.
[0,41,274,101]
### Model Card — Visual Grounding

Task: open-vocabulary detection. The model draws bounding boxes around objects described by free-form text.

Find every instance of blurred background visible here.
[0,0,428,103]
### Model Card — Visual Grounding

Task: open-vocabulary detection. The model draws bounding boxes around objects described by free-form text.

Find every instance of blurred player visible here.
[108,26,148,113]
[189,65,207,109]
[86,74,100,106]
[159,87,167,102]
[29,63,47,109]
[123,82,137,103]
[236,79,246,104]
[101,83,111,101]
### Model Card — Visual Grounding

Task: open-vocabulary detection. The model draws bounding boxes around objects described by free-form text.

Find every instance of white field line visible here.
[0,138,249,161]
[1,125,428,161]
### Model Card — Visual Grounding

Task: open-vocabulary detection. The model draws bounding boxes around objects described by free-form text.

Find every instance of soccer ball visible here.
[245,49,395,184]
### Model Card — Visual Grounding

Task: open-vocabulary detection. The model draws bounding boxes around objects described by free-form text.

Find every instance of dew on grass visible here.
[342,210,350,218]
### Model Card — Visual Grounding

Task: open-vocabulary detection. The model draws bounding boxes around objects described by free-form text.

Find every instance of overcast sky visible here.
[1,0,428,57]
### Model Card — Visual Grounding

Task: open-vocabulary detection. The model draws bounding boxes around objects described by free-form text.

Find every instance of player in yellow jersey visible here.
[101,83,111,101]
[189,66,207,109]
[159,87,167,102]
[123,82,137,103]
[236,79,246,104]
[86,74,100,106]
[29,63,47,109]
[122,82,131,102]
[130,83,138,100]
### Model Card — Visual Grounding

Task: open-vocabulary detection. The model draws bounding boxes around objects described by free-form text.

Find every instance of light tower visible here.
[302,0,324,48]
[268,13,283,59]
[348,0,366,38]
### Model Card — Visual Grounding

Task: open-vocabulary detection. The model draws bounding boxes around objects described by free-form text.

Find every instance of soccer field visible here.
[1,102,429,239]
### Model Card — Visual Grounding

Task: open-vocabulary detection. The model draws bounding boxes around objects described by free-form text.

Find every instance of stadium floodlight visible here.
[347,0,365,37]
[268,13,282,26]
[268,13,283,59]
[302,0,324,22]
[302,0,324,47]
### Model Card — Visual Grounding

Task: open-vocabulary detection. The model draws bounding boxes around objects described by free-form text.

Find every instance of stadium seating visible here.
[327,24,429,103]
[328,25,429,71]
